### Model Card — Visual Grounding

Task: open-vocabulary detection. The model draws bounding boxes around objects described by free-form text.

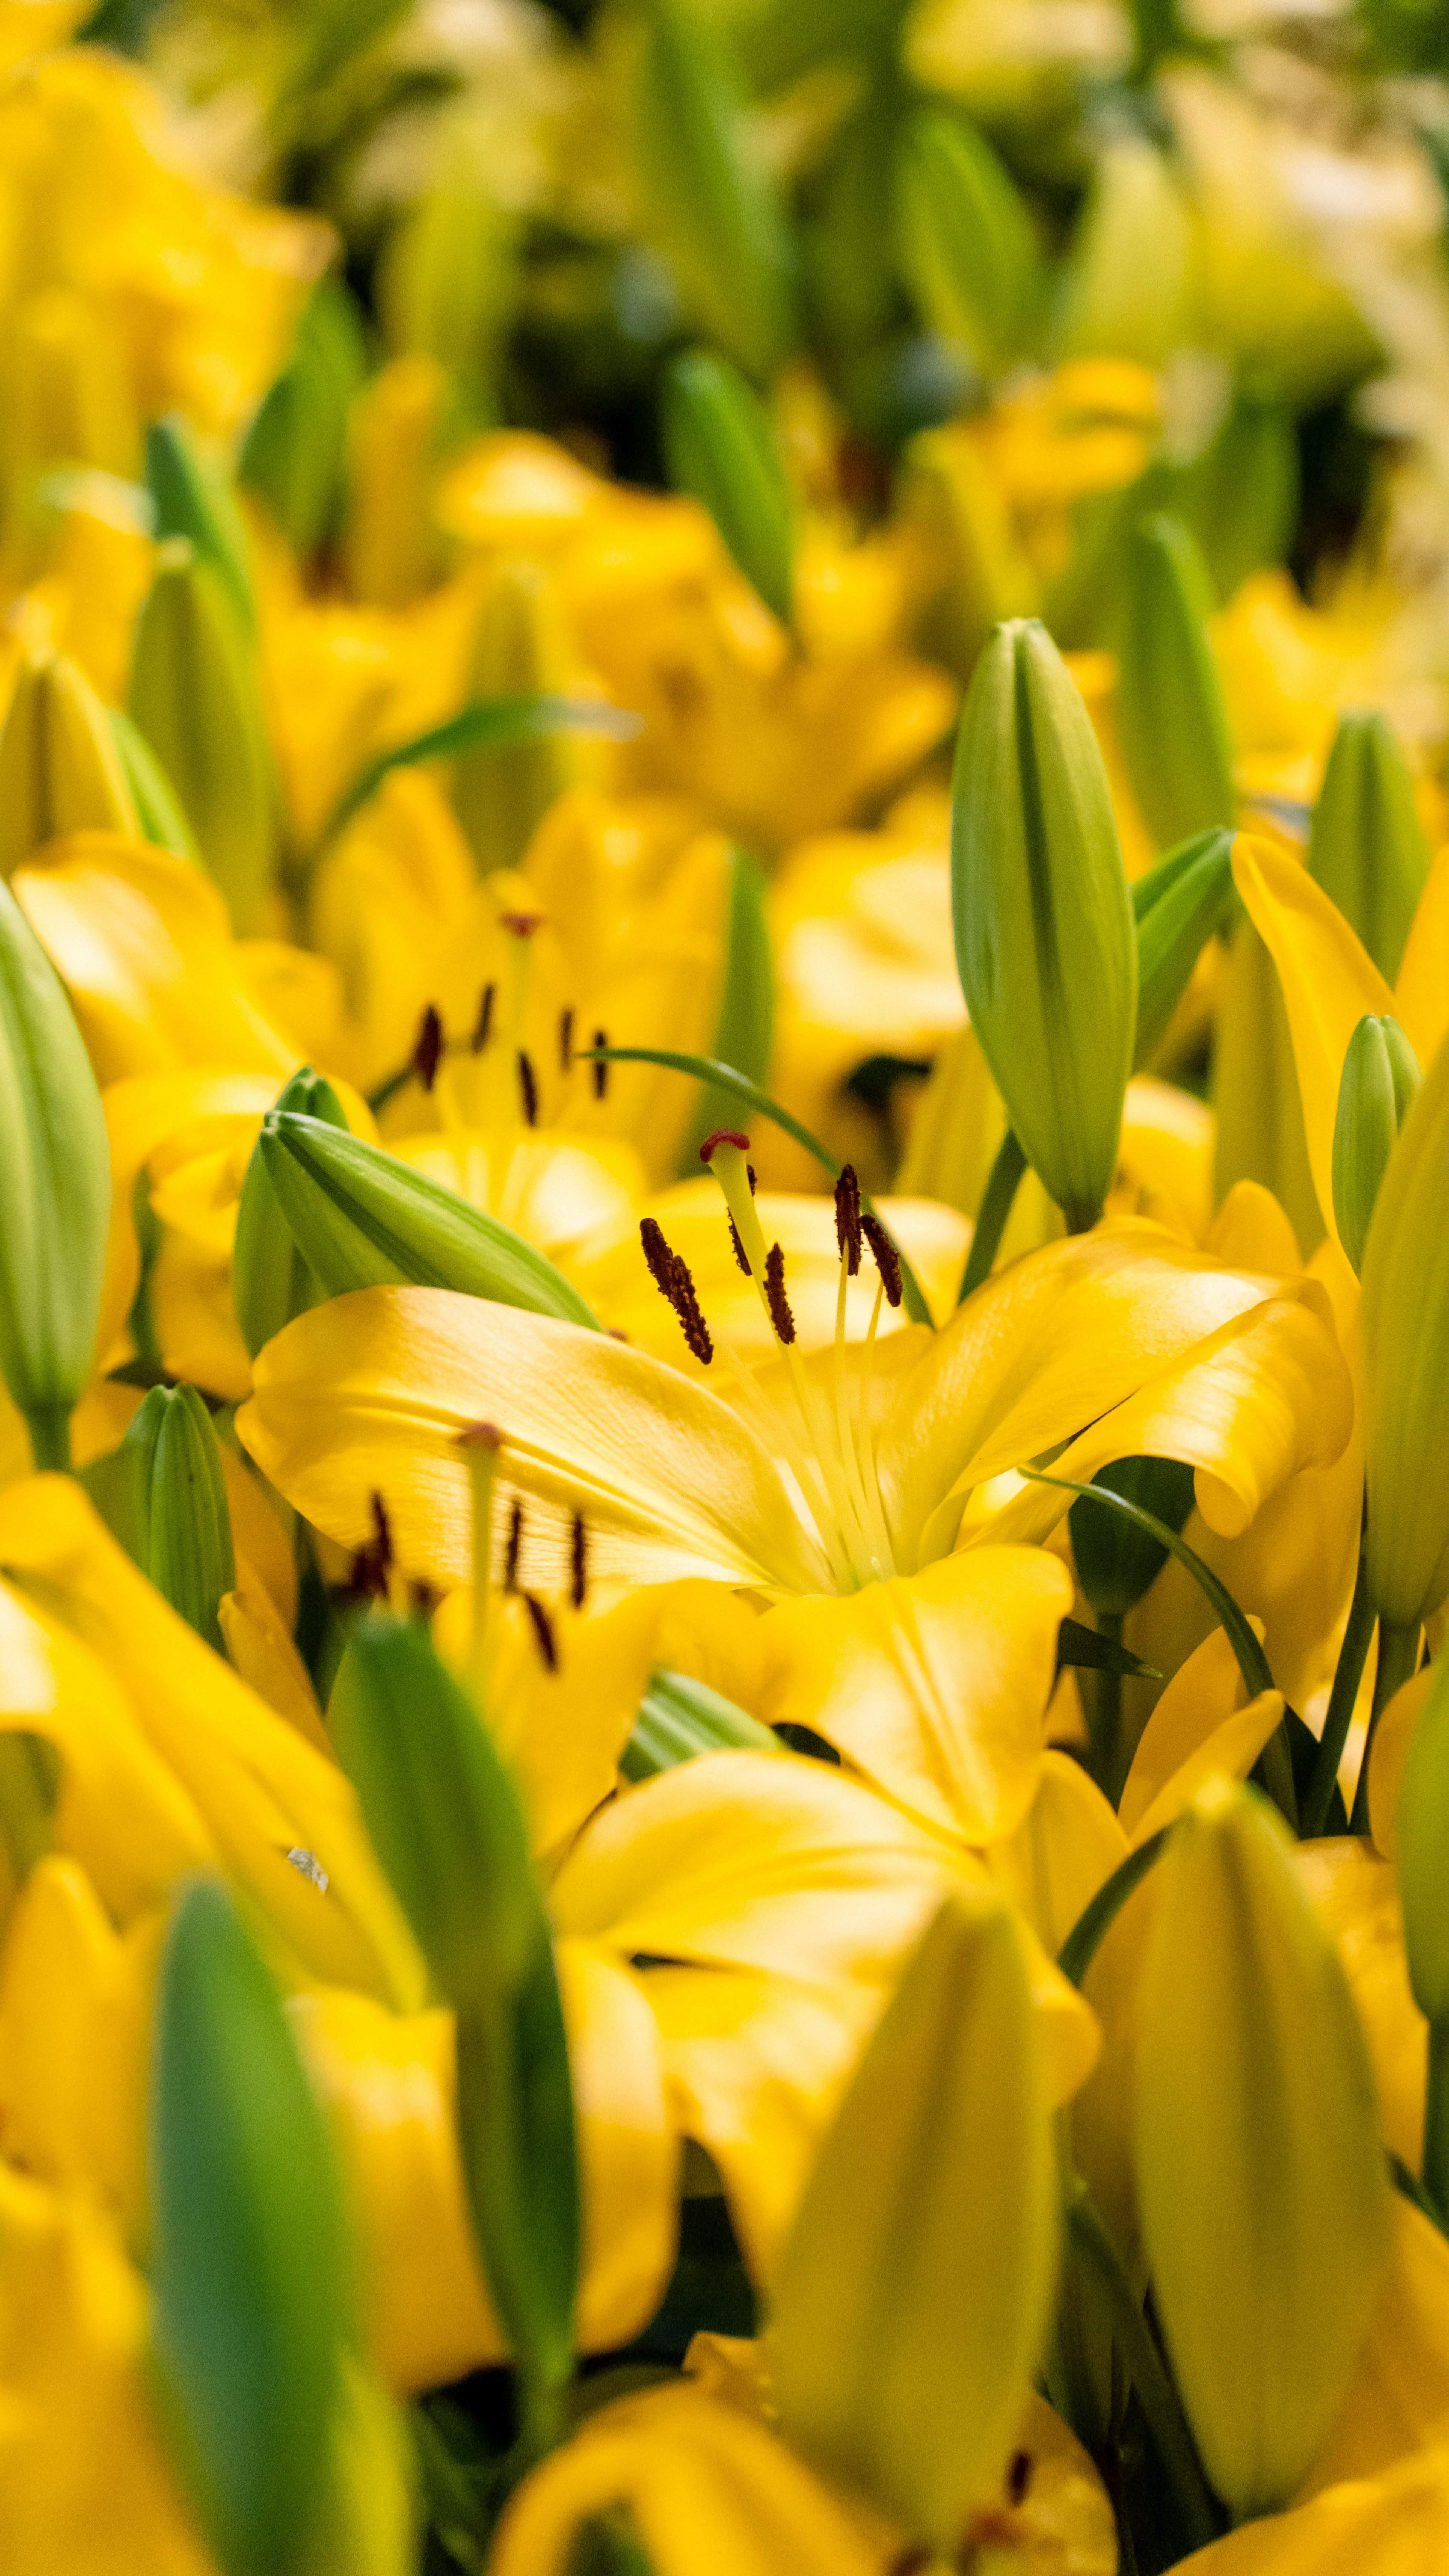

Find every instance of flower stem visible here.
[957,1129,1027,1303]
[1348,1618,1421,1834]
[25,1405,72,1474]
[1062,2180,1220,2555]
[1301,1543,1374,1837]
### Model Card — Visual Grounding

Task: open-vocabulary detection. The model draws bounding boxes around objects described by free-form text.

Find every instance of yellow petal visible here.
[1119,1626,1260,1835]
[217,1583,331,1755]
[1367,1668,1435,1860]
[1231,832,1394,1246]
[988,1749,1130,1959]
[754,1548,1072,1845]
[1300,2196,1449,2497]
[1128,1692,1285,1846]
[1393,845,1449,1070]
[1168,2445,1449,2571]
[238,1286,832,1597]
[1295,1842,1426,2174]
[0,1854,152,2231]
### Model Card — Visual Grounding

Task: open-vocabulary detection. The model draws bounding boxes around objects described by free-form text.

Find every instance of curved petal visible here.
[1166,2446,1449,2571]
[1394,845,1449,1070]
[238,1287,830,1597]
[1300,2197,1449,2501]
[1120,1627,1255,1837]
[1232,833,1394,1246]
[1295,1842,1425,2176]
[754,1549,1072,1845]
[1128,1691,1285,1848]
[988,1751,1130,1959]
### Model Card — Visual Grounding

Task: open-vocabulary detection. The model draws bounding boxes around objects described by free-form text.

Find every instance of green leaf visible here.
[1132,827,1236,1067]
[1023,1465,1274,1701]
[1069,1453,1198,1620]
[677,847,774,1170]
[108,707,200,860]
[584,1044,932,1326]
[1055,1616,1161,1682]
[239,278,368,559]
[621,1667,783,1781]
[320,696,640,848]
[1115,514,1236,851]
[149,1878,351,2576]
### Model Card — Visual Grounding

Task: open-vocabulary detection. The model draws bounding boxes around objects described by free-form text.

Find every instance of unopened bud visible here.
[893,108,1041,377]
[1135,1777,1390,2516]
[239,277,368,560]
[117,1383,237,1654]
[1308,710,1431,985]
[1331,1013,1421,1277]
[1115,514,1237,851]
[1397,1655,1449,2023]
[233,1067,351,1358]
[661,348,793,625]
[145,413,255,637]
[128,543,278,934]
[0,648,138,876]
[452,562,576,873]
[1131,825,1235,1068]
[1361,1032,1449,1630]
[951,616,1137,1228]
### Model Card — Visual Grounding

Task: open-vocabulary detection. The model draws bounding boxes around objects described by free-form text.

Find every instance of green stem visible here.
[1058,1829,1169,1989]
[1062,2182,1219,2554]
[25,1404,72,1474]
[1348,1619,1421,1834]
[1091,1611,1126,1801]
[957,1129,1028,1303]
[1424,2022,1449,2226]
[1301,1543,1374,1838]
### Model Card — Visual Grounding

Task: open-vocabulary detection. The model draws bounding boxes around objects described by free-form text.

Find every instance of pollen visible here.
[558,1005,574,1071]
[571,1510,588,1609]
[639,1216,715,1364]
[411,1004,445,1092]
[834,1165,863,1274]
[517,1048,539,1126]
[764,1241,796,1344]
[522,1591,558,1671]
[504,1498,523,1590]
[471,983,495,1052]
[861,1213,903,1308]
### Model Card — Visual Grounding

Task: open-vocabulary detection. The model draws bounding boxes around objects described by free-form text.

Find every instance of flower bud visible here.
[1184,395,1299,604]
[0,647,138,875]
[620,1666,781,1781]
[1396,1654,1449,2023]
[1056,142,1196,368]
[1135,1777,1391,2517]
[379,103,515,433]
[343,355,447,610]
[145,413,255,637]
[257,1110,602,1330]
[661,348,793,624]
[1331,1013,1421,1278]
[330,1618,579,2404]
[1131,824,1235,1068]
[234,1068,351,1358]
[0,877,109,1469]
[1308,709,1431,984]
[772,1890,1057,2555]
[150,1878,351,2576]
[1115,513,1236,852]
[951,616,1137,1229]
[452,562,577,873]
[1361,1032,1449,1630]
[633,0,797,381]
[108,705,200,861]
[240,277,367,560]
[893,107,1041,377]
[117,1383,237,1654]
[128,542,278,935]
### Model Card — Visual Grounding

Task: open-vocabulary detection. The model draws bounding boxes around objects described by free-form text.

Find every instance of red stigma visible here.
[700,1129,751,1162]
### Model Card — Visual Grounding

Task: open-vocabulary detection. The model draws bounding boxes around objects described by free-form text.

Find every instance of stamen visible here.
[559,1005,574,1072]
[747,1164,757,1196]
[764,1241,796,1345]
[861,1212,903,1308]
[571,1511,587,1609]
[522,1592,558,1671]
[517,1049,539,1127]
[409,1578,440,1617]
[346,1490,394,1600]
[471,983,495,1052]
[638,1217,715,1365]
[505,1500,523,1591]
[412,1005,445,1093]
[371,1492,393,1566]
[834,1165,862,1274]
[728,1216,751,1276]
[592,1028,609,1100]
[1008,2453,1032,2506]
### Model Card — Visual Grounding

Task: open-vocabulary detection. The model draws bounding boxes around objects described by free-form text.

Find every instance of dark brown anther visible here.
[1007,2452,1032,2507]
[470,984,495,1053]
[746,1163,757,1196]
[727,1215,751,1276]
[861,1212,903,1309]
[346,1489,394,1600]
[409,1578,440,1618]
[412,1004,445,1093]
[504,1500,523,1591]
[834,1165,862,1275]
[571,1511,587,1610]
[698,1129,751,1163]
[370,1491,393,1566]
[763,1241,796,1345]
[522,1592,558,1672]
[592,1029,608,1101]
[559,1005,574,1072]
[517,1049,539,1127]
[638,1217,714,1365]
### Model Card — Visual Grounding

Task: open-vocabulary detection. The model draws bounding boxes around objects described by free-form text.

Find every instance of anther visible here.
[728,1215,751,1276]
[834,1165,862,1275]
[571,1511,587,1609]
[1008,2453,1032,2507]
[412,1004,445,1093]
[370,1491,393,1566]
[346,1489,394,1600]
[409,1577,440,1618]
[592,1028,609,1101]
[764,1241,796,1345]
[471,983,495,1052]
[559,1005,574,1072]
[522,1592,558,1672]
[517,1049,539,1127]
[638,1216,714,1365]
[699,1129,751,1163]
[861,1212,903,1309]
[504,1500,523,1591]
[747,1164,757,1196]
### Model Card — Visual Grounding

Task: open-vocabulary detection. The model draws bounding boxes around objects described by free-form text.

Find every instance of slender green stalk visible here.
[1301,1546,1374,1837]
[1348,1619,1421,1834]
[1058,1829,1170,1989]
[25,1405,72,1473]
[957,1128,1028,1303]
[1062,2182,1219,2553]
[1091,1611,1126,1800]
[1424,2022,1449,2226]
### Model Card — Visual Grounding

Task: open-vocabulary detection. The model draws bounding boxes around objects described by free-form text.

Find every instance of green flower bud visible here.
[1132,825,1236,1068]
[1056,140,1195,370]
[150,1877,352,2576]
[1183,397,1298,605]
[1361,1032,1449,1631]
[1135,1778,1391,2517]
[0,647,138,876]
[379,105,514,433]
[0,878,109,1469]
[258,1110,602,1331]
[1069,1455,1198,1621]
[661,349,793,625]
[633,0,797,381]
[1332,1013,1421,1278]
[107,705,201,861]
[1115,514,1237,852]
[620,1666,782,1781]
[1397,1654,1449,2022]
[772,1891,1057,2555]
[331,1618,578,2406]
[452,564,577,874]
[893,108,1041,378]
[128,543,278,935]
[234,1068,351,1358]
[1308,710,1431,985]
[117,1384,237,1652]
[951,616,1137,1229]
[240,278,368,560]
[145,413,256,637]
